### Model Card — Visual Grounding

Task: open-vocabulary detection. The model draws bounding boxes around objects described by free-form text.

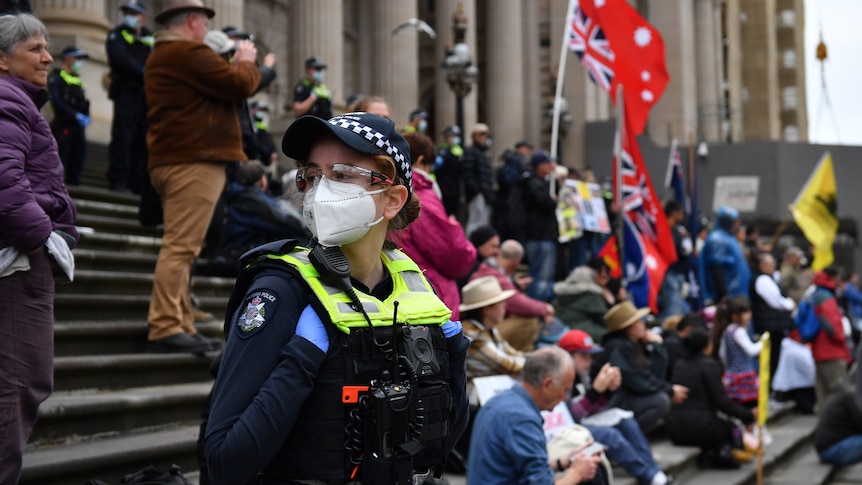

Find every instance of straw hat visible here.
[459,276,515,312]
[604,301,650,333]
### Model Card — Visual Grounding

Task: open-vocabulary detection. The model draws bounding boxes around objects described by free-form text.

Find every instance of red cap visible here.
[558,330,603,354]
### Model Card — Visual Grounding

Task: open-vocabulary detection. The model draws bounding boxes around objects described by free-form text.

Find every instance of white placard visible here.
[712,176,760,213]
[472,375,519,406]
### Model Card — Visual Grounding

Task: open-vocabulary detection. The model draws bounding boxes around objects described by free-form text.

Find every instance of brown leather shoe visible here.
[193,308,216,323]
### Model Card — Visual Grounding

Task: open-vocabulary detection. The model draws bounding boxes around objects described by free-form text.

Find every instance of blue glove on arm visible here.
[296,304,329,352]
[442,320,462,339]
[75,113,90,127]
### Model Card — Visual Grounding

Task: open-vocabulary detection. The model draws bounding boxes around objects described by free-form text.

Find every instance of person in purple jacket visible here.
[391,132,477,320]
[0,12,80,483]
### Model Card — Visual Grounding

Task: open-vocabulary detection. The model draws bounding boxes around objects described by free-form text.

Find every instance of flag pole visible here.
[614,84,626,289]
[550,0,577,161]
[664,138,678,192]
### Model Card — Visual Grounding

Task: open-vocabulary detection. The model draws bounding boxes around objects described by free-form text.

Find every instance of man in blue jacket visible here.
[698,206,751,305]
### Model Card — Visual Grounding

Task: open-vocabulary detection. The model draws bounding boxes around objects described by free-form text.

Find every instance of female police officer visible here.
[204,112,469,485]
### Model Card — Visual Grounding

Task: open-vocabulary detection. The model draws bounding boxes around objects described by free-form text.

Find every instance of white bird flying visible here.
[391,18,437,39]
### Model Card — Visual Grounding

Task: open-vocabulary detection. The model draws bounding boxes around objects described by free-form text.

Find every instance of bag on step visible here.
[84,464,192,485]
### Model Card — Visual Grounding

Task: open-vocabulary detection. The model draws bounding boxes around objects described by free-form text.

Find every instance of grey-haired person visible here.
[0,12,80,482]
[205,112,469,484]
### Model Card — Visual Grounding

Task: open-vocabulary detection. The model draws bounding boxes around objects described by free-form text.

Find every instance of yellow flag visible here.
[757,332,771,426]
[791,152,838,271]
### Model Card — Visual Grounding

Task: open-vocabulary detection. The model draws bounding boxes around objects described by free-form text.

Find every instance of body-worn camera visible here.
[399,325,440,377]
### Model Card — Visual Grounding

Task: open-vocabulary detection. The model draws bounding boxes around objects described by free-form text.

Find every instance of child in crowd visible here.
[712,296,761,407]
[668,328,758,469]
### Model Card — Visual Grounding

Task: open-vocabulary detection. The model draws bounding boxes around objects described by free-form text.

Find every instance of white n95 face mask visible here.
[302,177,384,247]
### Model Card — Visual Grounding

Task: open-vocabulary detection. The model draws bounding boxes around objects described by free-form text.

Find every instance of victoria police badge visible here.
[237,290,277,335]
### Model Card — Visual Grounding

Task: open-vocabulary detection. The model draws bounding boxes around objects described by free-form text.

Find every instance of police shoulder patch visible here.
[236,289,278,338]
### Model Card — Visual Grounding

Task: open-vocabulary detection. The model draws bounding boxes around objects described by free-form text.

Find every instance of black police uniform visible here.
[105,22,152,193]
[293,77,333,119]
[47,68,89,185]
[435,142,463,218]
[204,243,470,485]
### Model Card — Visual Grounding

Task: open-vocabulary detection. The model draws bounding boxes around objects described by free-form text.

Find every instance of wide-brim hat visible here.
[604,301,650,333]
[281,112,413,199]
[459,276,516,312]
[155,0,215,24]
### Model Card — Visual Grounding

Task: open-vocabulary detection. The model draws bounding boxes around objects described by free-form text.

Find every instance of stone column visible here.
[724,0,744,141]
[521,0,542,149]
[695,0,722,142]
[209,0,243,32]
[434,0,478,140]
[370,0,419,128]
[291,0,344,115]
[647,0,698,145]
[485,0,526,163]
[33,0,112,143]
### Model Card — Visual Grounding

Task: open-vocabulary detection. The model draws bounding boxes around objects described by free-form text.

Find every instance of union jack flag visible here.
[567,5,615,91]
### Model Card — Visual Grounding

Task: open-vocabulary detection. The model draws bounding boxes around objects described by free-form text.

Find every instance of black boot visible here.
[712,444,741,469]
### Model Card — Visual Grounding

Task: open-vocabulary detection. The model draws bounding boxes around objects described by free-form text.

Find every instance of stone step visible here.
[68,184,140,208]
[75,230,162,255]
[54,293,228,321]
[73,248,157,272]
[21,425,199,485]
[53,352,219,391]
[829,461,862,485]
[76,212,165,237]
[30,383,212,446]
[54,321,223,357]
[56,270,237,298]
[73,198,140,219]
[763,444,836,485]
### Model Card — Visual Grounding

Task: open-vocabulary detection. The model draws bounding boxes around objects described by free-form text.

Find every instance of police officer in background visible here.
[105,1,152,193]
[436,125,463,218]
[48,46,90,186]
[291,56,332,119]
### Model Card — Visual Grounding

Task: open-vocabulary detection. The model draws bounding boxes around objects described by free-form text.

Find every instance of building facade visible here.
[32,0,807,169]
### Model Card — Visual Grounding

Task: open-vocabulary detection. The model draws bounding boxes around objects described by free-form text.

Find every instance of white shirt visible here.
[755,274,795,311]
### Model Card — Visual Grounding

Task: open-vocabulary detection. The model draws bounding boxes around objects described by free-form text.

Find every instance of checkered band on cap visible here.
[327,115,413,197]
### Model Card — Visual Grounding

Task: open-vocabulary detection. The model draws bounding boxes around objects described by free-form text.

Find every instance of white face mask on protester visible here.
[302,177,385,247]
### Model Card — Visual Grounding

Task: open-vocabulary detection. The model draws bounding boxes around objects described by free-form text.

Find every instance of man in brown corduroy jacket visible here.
[144,0,261,353]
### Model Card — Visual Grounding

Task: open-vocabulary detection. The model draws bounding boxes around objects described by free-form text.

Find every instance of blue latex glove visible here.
[296,304,329,352]
[75,113,90,127]
[442,320,462,339]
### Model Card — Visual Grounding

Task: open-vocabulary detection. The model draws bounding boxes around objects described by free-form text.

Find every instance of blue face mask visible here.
[417,119,428,133]
[123,15,140,29]
[312,70,325,83]
[72,59,84,73]
[452,136,461,146]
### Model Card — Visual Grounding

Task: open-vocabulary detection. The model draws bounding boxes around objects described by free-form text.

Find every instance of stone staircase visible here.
[20,146,229,484]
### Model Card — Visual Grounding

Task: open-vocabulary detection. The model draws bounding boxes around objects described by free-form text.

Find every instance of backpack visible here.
[84,464,192,485]
[794,294,821,343]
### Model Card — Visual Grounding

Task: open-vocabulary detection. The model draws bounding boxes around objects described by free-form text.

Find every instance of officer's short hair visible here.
[0,13,49,56]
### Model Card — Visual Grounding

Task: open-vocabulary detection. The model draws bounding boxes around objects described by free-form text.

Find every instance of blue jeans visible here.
[586,418,659,484]
[819,435,862,465]
[525,240,556,301]
[657,271,691,319]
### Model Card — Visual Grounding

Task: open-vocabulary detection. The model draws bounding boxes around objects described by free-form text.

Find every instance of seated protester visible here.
[467,347,602,485]
[460,276,526,386]
[588,257,625,307]
[554,266,610,343]
[223,160,307,256]
[591,302,688,434]
[472,238,557,351]
[750,251,795,380]
[814,344,862,466]
[661,312,705,381]
[560,330,673,485]
[456,225,500,289]
[668,328,757,469]
[711,296,761,407]
[772,329,816,414]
